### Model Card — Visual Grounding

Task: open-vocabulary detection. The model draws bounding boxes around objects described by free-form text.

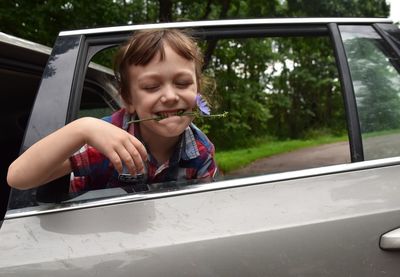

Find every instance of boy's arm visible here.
[7,117,147,190]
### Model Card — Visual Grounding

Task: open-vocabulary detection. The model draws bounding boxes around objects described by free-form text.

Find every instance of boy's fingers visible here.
[109,152,123,174]
[129,135,147,161]
[124,141,145,174]
[116,147,137,176]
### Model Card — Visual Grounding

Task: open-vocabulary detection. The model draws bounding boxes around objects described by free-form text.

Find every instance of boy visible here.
[7,29,217,191]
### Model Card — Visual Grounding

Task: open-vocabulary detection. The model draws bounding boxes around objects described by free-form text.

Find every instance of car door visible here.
[1,19,400,276]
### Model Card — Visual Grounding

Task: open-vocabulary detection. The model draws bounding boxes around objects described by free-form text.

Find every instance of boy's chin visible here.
[153,126,188,138]
[144,117,191,137]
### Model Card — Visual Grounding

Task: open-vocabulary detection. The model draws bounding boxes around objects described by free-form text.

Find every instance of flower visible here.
[196,94,211,115]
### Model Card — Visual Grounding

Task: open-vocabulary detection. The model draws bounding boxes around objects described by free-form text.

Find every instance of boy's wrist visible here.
[71,117,94,145]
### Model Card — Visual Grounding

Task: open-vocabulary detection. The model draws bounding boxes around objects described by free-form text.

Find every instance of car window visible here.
[78,89,116,119]
[82,34,350,181]
[340,25,400,160]
[204,35,349,178]
[6,29,352,213]
[78,63,120,119]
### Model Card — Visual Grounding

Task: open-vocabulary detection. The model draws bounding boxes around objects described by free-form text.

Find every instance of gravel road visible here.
[227,141,351,177]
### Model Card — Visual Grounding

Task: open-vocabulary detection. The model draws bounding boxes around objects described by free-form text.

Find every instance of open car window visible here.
[7,28,353,214]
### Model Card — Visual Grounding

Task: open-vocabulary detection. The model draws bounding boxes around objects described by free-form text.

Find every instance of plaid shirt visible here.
[69,109,217,192]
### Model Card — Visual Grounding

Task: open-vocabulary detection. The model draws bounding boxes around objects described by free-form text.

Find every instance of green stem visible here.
[127,111,228,124]
[182,111,229,118]
[127,116,163,124]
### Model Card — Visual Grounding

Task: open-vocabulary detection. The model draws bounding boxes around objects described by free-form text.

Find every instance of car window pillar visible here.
[328,23,364,162]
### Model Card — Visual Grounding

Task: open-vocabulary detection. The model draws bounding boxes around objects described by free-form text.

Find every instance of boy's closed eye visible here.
[175,79,193,88]
[141,80,193,91]
[141,83,160,92]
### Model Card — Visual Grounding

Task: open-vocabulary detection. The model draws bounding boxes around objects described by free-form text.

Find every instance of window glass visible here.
[78,63,120,119]
[82,35,349,181]
[340,25,400,160]
[201,35,349,178]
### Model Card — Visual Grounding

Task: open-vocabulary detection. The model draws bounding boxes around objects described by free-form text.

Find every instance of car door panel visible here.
[1,164,400,276]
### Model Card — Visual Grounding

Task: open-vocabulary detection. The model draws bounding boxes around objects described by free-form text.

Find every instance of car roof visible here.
[0,32,113,76]
[60,17,393,36]
[0,32,51,55]
[0,32,51,70]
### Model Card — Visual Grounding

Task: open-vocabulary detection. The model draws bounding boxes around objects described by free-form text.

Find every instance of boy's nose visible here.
[160,85,179,103]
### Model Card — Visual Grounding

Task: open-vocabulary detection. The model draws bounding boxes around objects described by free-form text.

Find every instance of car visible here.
[1,18,400,276]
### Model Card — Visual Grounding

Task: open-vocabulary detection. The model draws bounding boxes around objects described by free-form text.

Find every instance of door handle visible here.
[380,228,400,250]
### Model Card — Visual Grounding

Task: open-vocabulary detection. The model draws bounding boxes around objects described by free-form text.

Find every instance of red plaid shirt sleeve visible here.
[69,144,112,192]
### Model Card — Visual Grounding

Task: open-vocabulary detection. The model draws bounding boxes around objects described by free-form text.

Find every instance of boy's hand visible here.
[80,117,147,175]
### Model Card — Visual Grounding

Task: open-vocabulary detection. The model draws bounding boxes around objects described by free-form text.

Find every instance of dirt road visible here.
[227,141,351,177]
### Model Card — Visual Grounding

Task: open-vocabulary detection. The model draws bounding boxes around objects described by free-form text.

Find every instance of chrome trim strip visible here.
[5,156,400,219]
[60,18,392,36]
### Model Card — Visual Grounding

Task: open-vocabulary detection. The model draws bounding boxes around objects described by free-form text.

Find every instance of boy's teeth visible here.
[157,110,184,118]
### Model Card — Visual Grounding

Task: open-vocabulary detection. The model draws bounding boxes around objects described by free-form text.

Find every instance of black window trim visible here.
[373,23,400,74]
[374,23,400,59]
[328,23,364,162]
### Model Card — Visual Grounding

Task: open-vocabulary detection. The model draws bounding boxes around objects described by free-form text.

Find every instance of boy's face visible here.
[127,44,197,140]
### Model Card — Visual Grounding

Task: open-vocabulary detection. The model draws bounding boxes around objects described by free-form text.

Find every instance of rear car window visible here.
[340,25,400,160]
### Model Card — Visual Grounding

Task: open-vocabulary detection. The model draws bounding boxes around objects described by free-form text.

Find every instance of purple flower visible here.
[196,94,210,116]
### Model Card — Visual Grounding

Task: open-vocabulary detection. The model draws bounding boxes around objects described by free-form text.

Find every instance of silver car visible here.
[1,18,400,276]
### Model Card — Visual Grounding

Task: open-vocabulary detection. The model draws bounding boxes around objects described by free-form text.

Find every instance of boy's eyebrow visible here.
[137,70,195,82]
[174,71,195,77]
[136,73,162,82]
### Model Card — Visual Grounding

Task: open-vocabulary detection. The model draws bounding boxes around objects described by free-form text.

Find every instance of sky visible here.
[387,0,400,23]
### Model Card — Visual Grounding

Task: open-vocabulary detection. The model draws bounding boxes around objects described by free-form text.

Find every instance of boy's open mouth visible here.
[155,109,186,118]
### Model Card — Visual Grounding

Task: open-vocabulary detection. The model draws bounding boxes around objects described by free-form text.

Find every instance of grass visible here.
[215,135,347,173]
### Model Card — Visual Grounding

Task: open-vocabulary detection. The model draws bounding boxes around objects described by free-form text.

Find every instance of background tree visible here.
[0,0,391,149]
[344,36,400,132]
[265,36,345,139]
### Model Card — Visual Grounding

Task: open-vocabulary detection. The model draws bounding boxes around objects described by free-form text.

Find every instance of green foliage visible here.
[199,38,274,149]
[286,0,389,17]
[344,35,400,132]
[0,0,391,151]
[0,0,146,46]
[266,37,345,139]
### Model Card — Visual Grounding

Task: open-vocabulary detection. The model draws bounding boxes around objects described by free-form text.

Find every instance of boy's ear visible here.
[120,92,135,113]
[124,102,135,114]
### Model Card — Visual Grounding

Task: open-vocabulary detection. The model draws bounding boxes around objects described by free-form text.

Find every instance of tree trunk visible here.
[200,0,213,20]
[203,0,230,69]
[159,0,172,22]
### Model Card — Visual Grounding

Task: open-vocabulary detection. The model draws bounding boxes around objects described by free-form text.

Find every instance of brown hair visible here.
[114,29,204,104]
